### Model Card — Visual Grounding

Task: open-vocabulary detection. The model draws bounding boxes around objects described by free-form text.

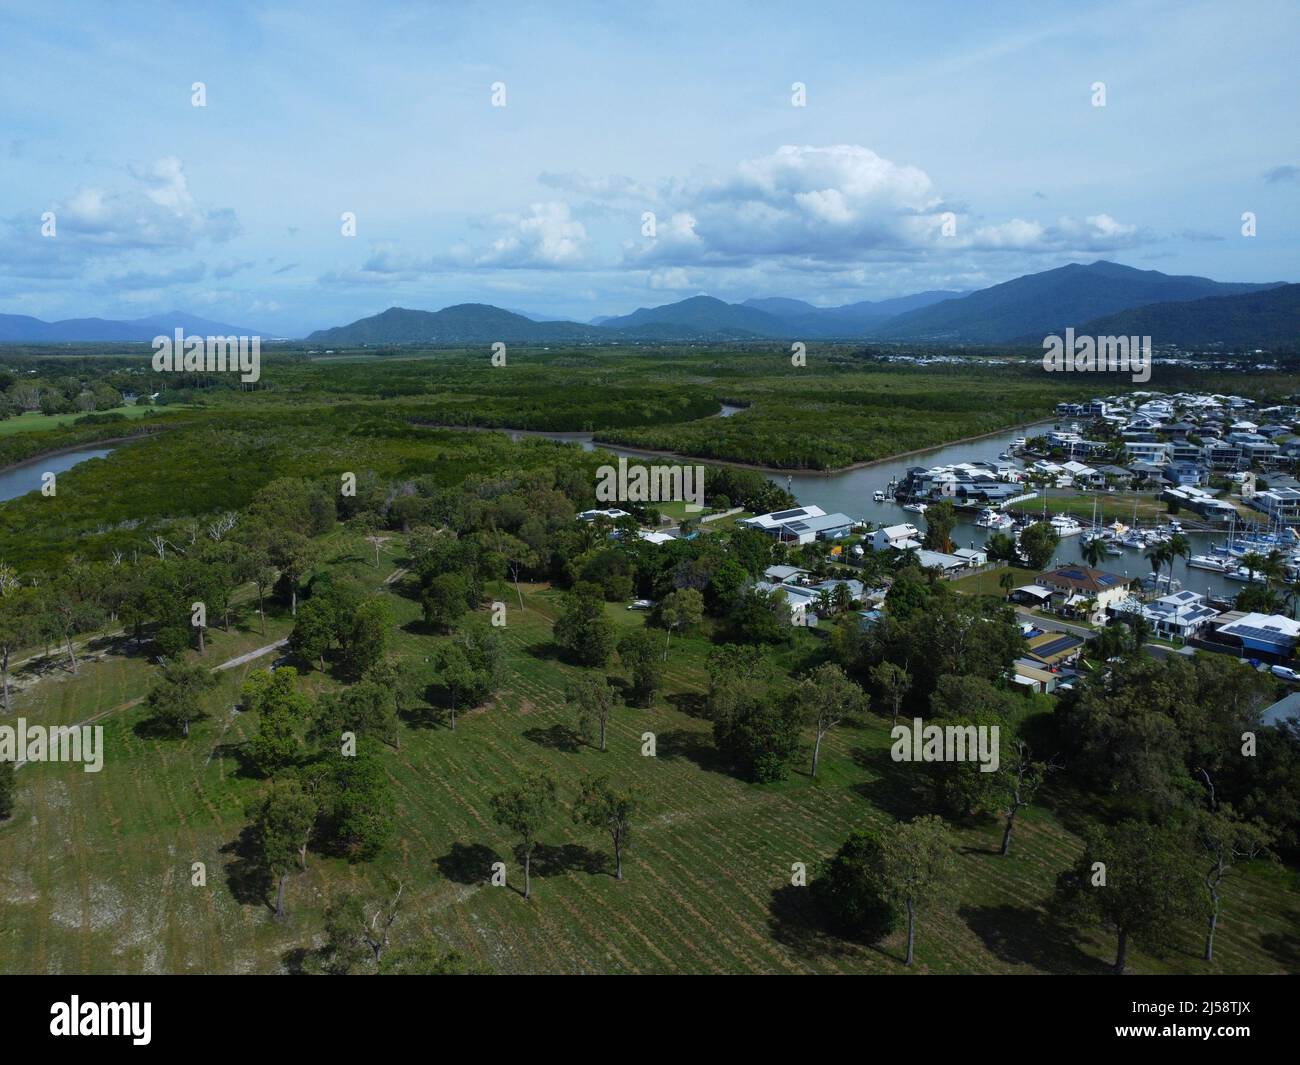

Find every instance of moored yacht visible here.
[1225,566,1269,584]
[1049,514,1083,536]
[975,507,1014,530]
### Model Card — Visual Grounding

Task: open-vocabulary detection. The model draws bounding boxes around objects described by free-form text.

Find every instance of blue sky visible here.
[1,0,1296,336]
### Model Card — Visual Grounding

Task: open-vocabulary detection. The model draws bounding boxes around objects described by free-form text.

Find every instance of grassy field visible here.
[1009,490,1174,524]
[2,527,1296,975]
[0,405,158,436]
[947,564,1040,596]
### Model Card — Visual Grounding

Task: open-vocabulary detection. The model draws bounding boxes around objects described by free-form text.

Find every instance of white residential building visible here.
[871,523,922,551]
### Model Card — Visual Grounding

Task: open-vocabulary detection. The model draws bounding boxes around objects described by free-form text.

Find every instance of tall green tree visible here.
[490,771,558,900]
[1052,819,1199,974]
[568,672,616,751]
[1018,522,1060,571]
[878,815,957,966]
[870,661,911,727]
[656,587,704,660]
[243,667,313,777]
[553,587,615,667]
[922,499,956,553]
[799,662,865,777]
[144,660,218,738]
[249,777,317,921]
[1194,805,1271,963]
[573,775,636,880]
[812,829,899,942]
[617,628,660,707]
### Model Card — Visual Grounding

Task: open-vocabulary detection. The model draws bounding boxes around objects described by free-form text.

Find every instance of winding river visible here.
[0,447,115,503]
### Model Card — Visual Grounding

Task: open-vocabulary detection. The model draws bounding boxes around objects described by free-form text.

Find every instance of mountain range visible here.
[0,311,265,343]
[4,261,1295,349]
[304,262,1294,348]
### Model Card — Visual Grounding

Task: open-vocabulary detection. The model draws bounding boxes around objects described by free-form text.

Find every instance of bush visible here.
[812,830,900,942]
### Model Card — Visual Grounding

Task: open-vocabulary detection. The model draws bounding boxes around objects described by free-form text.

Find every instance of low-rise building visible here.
[739,505,855,544]
[1110,590,1219,640]
[1251,488,1300,521]
[872,523,922,551]
[1036,566,1132,623]
[1208,612,1300,662]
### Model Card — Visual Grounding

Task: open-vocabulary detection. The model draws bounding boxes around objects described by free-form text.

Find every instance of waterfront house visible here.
[871,523,923,551]
[740,505,856,544]
[1251,488,1300,521]
[1110,590,1219,640]
[1036,566,1131,623]
[1208,611,1300,662]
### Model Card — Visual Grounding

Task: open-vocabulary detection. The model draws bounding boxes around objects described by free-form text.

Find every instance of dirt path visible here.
[12,638,288,770]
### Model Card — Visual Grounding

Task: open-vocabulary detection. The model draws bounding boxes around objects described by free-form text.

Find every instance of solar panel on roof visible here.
[770,508,807,520]
[1227,625,1292,642]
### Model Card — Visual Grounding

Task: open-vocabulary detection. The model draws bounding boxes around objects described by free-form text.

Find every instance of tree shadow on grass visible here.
[850,744,935,820]
[524,640,563,662]
[399,701,443,731]
[959,902,1109,973]
[655,727,731,775]
[1260,912,1300,972]
[528,841,608,879]
[221,824,272,911]
[665,691,708,718]
[435,841,502,885]
[766,884,898,963]
[130,714,195,741]
[523,722,584,753]
[209,739,261,780]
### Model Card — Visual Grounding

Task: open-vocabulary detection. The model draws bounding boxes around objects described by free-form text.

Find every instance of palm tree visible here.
[1240,551,1266,585]
[1167,532,1191,590]
[998,570,1015,601]
[1129,613,1152,649]
[831,582,852,615]
[1145,543,1173,590]
[1081,537,1107,569]
[1261,549,1288,592]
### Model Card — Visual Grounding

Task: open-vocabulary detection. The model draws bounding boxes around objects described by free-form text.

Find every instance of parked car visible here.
[627,599,655,611]
[1270,664,1300,683]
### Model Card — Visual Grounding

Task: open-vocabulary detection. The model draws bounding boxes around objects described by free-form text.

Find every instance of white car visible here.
[627,599,655,611]
[1271,665,1300,683]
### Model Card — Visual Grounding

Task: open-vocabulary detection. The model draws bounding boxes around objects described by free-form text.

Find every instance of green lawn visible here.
[0,405,158,436]
[1,527,1296,975]
[1009,491,1171,524]
[947,564,1039,597]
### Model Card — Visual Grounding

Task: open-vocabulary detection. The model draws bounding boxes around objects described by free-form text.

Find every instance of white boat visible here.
[1049,515,1083,536]
[1142,572,1182,592]
[1188,554,1231,573]
[902,502,927,514]
[975,507,1014,530]
[1224,567,1268,584]
[873,490,886,502]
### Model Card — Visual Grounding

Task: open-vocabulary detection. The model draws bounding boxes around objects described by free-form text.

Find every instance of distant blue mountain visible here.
[0,310,266,343]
